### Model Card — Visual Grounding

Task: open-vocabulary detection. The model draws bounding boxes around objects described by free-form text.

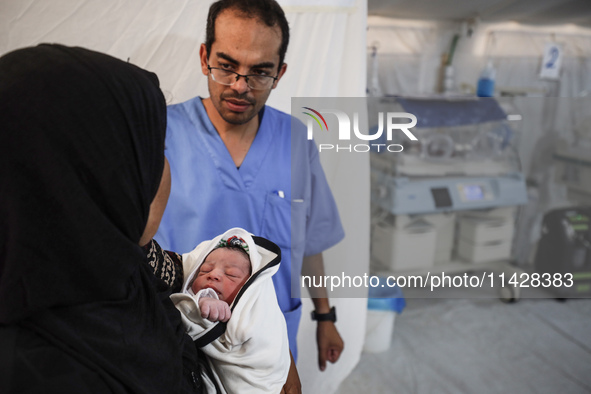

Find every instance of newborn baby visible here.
[171,228,290,394]
[190,236,252,323]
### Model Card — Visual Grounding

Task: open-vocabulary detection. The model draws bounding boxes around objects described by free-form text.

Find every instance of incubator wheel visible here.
[499,284,520,303]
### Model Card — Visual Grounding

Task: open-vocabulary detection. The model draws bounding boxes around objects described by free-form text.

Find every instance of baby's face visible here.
[191,248,251,304]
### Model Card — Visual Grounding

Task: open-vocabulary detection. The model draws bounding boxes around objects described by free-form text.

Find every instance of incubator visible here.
[369,96,527,300]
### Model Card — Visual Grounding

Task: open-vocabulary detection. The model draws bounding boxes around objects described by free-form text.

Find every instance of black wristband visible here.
[311,306,336,322]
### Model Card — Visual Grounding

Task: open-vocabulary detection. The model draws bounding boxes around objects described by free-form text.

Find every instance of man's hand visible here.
[198,297,231,322]
[317,321,344,371]
[281,351,301,394]
[302,253,345,371]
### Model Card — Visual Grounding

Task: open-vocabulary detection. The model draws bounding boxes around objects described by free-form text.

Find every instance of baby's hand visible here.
[198,297,231,322]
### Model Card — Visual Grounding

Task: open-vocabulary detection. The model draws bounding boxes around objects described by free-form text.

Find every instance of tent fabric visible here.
[1,1,369,393]
[367,0,591,27]
[366,16,591,177]
[367,17,591,98]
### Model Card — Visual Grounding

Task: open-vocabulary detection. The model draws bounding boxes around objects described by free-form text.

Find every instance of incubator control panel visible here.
[430,187,453,208]
[456,183,494,202]
[373,173,528,215]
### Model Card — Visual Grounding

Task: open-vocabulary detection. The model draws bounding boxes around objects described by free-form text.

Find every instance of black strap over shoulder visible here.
[194,321,227,348]
[194,236,281,348]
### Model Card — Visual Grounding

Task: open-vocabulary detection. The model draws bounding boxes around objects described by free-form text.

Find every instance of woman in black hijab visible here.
[0,44,200,393]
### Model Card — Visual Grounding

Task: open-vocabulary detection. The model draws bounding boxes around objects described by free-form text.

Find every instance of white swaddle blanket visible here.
[170,228,290,394]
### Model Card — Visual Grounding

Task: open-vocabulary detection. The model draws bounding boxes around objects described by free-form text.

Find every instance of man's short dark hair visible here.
[205,0,290,70]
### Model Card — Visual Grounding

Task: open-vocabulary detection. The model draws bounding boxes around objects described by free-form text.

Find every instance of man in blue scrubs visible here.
[155,0,345,384]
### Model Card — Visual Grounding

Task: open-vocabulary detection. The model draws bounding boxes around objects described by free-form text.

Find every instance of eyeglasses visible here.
[207,65,277,90]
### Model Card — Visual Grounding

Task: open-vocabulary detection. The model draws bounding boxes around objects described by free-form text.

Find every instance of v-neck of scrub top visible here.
[189,98,274,191]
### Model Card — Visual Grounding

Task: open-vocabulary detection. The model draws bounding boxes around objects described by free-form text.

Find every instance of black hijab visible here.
[0,44,199,393]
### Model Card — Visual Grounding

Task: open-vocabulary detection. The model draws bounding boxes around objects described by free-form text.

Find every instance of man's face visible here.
[200,9,287,125]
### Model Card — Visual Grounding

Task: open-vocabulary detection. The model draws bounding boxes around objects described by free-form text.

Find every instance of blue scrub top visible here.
[155,96,344,359]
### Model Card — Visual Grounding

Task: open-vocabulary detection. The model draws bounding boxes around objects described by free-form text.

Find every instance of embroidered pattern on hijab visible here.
[145,238,184,292]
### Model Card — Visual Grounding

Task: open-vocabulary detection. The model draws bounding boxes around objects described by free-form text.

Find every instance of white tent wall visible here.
[367,16,591,171]
[1,1,369,393]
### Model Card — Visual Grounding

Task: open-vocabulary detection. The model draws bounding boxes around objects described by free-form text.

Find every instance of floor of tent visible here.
[338,287,591,394]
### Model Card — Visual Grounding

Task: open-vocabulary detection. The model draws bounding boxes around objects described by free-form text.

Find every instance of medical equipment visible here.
[372,216,437,271]
[369,96,527,301]
[456,207,516,264]
[371,171,527,215]
[534,207,591,298]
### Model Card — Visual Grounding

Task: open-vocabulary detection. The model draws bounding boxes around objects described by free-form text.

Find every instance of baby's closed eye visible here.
[225,269,244,278]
